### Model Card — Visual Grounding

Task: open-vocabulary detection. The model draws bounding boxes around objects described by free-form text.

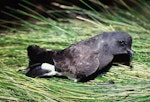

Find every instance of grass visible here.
[0,0,150,102]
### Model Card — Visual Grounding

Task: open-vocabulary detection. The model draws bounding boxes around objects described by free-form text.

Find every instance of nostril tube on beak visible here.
[127,50,133,59]
[127,49,133,69]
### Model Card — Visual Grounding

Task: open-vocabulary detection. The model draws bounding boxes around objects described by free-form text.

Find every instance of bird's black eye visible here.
[118,40,126,46]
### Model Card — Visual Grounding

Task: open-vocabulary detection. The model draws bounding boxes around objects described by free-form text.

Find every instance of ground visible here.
[0,19,150,102]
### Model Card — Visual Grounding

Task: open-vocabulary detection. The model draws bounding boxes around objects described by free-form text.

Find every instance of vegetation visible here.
[0,0,150,101]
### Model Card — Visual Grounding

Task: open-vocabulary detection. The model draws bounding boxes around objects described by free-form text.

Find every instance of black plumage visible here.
[25,31,133,82]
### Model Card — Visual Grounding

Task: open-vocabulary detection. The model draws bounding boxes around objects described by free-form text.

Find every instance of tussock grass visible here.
[0,0,150,102]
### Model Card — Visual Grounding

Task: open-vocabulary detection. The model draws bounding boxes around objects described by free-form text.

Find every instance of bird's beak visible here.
[127,49,134,60]
[126,49,134,69]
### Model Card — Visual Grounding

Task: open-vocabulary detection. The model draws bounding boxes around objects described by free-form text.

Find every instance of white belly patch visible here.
[41,63,61,76]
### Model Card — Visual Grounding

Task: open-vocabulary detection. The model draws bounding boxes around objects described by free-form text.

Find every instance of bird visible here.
[25,31,133,82]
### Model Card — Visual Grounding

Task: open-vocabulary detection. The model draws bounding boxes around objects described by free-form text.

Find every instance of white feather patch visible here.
[41,63,55,71]
[41,63,60,76]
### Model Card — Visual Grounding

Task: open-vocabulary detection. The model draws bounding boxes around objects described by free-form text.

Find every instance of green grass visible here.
[0,0,150,102]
